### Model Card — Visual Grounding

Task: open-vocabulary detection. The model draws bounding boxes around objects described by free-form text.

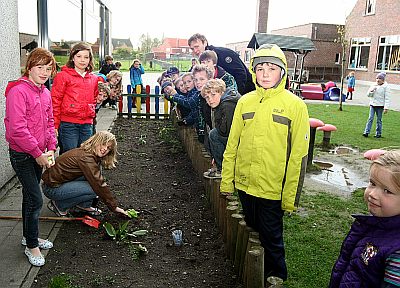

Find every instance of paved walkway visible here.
[304,82,400,111]
[0,79,398,288]
[0,107,117,288]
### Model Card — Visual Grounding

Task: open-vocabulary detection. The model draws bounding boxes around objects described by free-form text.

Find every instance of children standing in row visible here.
[51,42,99,154]
[4,48,58,267]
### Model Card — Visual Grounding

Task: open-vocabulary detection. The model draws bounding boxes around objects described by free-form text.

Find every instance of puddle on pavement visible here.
[311,160,368,193]
[330,146,358,155]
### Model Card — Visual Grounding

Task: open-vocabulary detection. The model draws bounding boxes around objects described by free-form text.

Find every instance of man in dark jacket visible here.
[188,33,255,95]
[201,79,240,178]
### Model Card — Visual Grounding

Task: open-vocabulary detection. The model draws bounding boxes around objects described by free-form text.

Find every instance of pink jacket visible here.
[4,77,57,158]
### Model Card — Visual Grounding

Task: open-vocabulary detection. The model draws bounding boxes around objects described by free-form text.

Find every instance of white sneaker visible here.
[203,169,222,179]
[24,247,45,266]
[21,237,53,249]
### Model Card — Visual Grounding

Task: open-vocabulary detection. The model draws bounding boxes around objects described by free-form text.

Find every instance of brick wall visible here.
[346,0,400,83]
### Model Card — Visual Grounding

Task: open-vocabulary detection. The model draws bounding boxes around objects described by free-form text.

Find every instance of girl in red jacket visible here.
[51,42,99,154]
[4,48,57,267]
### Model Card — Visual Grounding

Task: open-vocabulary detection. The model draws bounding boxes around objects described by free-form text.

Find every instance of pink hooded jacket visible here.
[4,77,57,158]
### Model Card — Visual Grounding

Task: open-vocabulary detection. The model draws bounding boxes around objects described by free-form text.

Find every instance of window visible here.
[244,50,251,63]
[335,53,340,64]
[365,0,376,15]
[48,0,82,66]
[348,38,371,69]
[18,0,38,35]
[85,0,101,45]
[376,35,400,71]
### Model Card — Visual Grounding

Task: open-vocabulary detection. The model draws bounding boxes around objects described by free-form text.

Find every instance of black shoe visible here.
[374,135,381,138]
[362,133,368,137]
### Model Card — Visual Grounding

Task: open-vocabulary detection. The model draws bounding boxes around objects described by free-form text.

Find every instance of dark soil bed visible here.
[32,118,241,288]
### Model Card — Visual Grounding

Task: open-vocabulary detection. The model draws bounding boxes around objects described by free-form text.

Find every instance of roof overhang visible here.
[247,33,316,54]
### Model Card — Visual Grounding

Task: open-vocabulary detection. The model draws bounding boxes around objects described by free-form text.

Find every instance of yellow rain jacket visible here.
[220,44,309,212]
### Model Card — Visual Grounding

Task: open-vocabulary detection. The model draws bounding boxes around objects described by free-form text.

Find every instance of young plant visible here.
[128,243,148,260]
[138,134,147,145]
[127,208,139,219]
[103,221,148,242]
[103,221,130,242]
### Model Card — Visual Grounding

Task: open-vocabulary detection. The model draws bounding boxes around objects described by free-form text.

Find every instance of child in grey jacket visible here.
[363,72,391,138]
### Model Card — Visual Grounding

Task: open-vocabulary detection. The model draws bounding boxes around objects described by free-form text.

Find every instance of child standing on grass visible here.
[220,44,310,283]
[329,150,400,288]
[362,72,390,138]
[51,42,99,154]
[4,48,57,267]
[346,71,355,100]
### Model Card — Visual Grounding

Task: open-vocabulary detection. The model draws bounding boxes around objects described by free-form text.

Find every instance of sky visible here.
[110,0,358,48]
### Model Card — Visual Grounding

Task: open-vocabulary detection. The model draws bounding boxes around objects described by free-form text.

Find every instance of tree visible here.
[335,25,348,111]
[113,47,132,59]
[138,34,164,63]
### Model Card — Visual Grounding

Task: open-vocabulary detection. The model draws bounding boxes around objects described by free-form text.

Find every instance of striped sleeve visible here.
[384,250,400,286]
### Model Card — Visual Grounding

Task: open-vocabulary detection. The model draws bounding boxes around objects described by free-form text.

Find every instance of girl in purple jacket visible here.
[329,150,400,287]
[4,48,57,267]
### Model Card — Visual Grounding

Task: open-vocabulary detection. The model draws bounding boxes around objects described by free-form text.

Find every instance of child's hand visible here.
[114,206,129,217]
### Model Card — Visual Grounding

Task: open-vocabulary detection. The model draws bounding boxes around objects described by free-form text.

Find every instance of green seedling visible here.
[138,134,147,145]
[103,221,148,242]
[103,221,129,241]
[127,208,139,219]
[129,243,148,260]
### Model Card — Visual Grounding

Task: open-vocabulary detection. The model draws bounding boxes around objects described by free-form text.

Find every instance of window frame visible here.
[348,37,371,69]
[376,35,400,71]
[365,0,376,15]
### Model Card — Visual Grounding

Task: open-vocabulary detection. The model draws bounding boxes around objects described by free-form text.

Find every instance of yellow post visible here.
[136,85,141,115]
[164,98,169,117]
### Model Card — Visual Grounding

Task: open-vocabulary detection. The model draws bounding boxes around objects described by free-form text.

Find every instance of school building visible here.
[227,0,400,86]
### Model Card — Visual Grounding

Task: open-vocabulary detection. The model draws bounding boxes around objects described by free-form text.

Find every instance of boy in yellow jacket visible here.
[220,44,309,282]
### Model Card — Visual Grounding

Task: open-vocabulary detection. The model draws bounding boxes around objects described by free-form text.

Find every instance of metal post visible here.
[37,0,49,49]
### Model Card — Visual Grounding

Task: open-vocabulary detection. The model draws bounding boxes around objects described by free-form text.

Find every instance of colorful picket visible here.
[118,84,170,119]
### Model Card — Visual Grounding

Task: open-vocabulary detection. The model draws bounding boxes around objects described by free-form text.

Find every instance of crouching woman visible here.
[42,131,128,217]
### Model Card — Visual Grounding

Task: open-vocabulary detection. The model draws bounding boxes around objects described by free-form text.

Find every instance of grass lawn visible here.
[284,103,399,287]
[307,103,400,151]
[284,190,368,288]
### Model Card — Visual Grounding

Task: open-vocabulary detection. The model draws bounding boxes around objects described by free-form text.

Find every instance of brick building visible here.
[271,23,342,81]
[346,0,400,84]
[152,37,191,60]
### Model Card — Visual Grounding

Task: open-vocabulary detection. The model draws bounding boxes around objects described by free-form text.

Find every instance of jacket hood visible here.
[249,44,288,97]
[221,87,240,103]
[5,76,44,97]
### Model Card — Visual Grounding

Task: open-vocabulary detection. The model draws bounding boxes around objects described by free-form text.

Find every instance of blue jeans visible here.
[208,128,228,171]
[42,177,96,211]
[9,149,43,249]
[58,122,93,154]
[238,190,287,281]
[364,106,384,136]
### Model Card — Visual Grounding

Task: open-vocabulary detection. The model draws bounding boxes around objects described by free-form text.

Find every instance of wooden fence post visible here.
[230,213,244,261]
[225,205,239,258]
[246,245,264,288]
